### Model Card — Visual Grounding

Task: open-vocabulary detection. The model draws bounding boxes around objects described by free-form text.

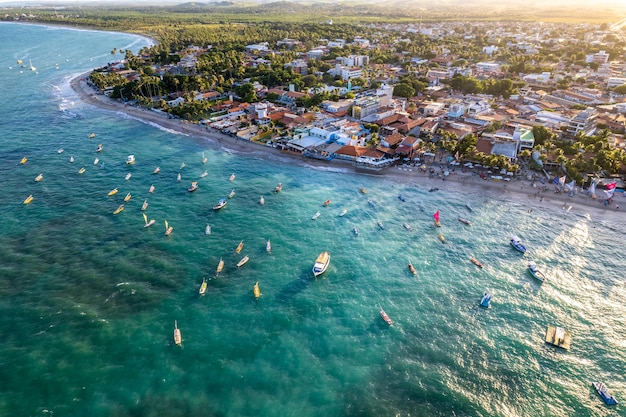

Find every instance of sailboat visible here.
[29,59,36,71]
[235,240,244,253]
[266,239,271,253]
[205,224,211,235]
[148,184,155,193]
[34,173,43,182]
[173,321,182,346]
[164,220,173,236]
[433,210,441,227]
[202,152,208,164]
[216,258,224,275]
[124,193,132,202]
[153,167,160,174]
[177,173,182,182]
[141,199,148,211]
[199,277,208,295]
[142,213,155,228]
[180,162,185,170]
[253,281,261,299]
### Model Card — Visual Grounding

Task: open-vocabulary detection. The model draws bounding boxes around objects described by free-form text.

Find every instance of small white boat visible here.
[141,200,148,211]
[177,173,182,182]
[57,148,64,154]
[69,156,74,163]
[173,320,182,346]
[274,183,282,193]
[205,224,211,235]
[148,184,155,193]
[377,220,384,230]
[312,211,321,220]
[353,227,359,236]
[126,155,135,165]
[510,235,527,253]
[228,189,235,199]
[96,144,103,153]
[312,252,330,277]
[466,203,473,212]
[180,162,185,170]
[199,277,207,295]
[479,291,492,308]
[260,196,265,206]
[200,170,208,178]
[266,239,271,253]
[93,157,99,165]
[528,261,546,282]
[34,173,43,182]
[142,213,155,228]
[164,220,173,236]
[78,167,86,174]
[236,255,249,268]
[213,198,227,210]
[459,218,471,226]
[125,172,132,180]
[380,308,393,326]
[188,181,198,192]
[403,223,412,231]
[153,167,160,174]
[339,209,347,217]
[229,173,236,181]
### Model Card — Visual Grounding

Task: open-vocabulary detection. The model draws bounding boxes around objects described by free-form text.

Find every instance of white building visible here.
[482,45,498,55]
[585,50,610,64]
[607,77,626,88]
[476,62,500,72]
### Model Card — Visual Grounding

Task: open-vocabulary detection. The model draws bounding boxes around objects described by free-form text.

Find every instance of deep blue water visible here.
[0,22,624,417]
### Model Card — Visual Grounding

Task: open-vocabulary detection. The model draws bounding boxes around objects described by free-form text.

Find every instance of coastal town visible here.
[78,18,626,196]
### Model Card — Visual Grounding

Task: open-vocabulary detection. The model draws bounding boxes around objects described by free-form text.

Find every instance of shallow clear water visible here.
[0,22,624,417]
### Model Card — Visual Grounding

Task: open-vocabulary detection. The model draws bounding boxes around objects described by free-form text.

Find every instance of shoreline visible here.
[69,73,624,222]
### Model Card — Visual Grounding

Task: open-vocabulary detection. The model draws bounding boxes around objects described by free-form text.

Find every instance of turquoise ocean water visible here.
[0,23,624,417]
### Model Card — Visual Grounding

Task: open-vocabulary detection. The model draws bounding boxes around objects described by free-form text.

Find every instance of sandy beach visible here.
[70,73,624,222]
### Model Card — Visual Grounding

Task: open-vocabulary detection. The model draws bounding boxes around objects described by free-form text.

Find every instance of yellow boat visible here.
[108,188,119,196]
[78,167,86,174]
[216,258,224,275]
[124,193,131,202]
[89,132,95,138]
[199,277,208,295]
[360,187,367,194]
[235,240,244,253]
[312,251,331,277]
[113,204,124,215]
[164,220,173,236]
[253,281,261,299]
[237,255,249,268]
[439,233,446,243]
[34,173,43,182]
[408,262,417,275]
[23,194,34,205]
[20,157,27,164]
[173,321,182,346]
